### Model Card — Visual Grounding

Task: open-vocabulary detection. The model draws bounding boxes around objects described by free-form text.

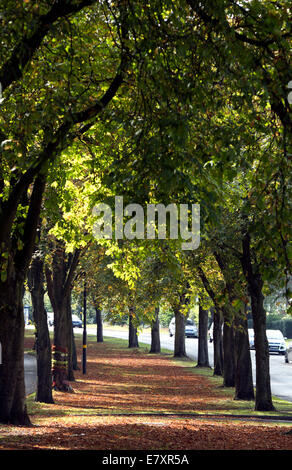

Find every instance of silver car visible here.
[169,318,198,338]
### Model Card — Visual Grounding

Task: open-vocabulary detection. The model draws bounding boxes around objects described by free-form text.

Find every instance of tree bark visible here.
[234,309,255,400]
[196,304,210,368]
[28,254,54,404]
[149,306,161,354]
[173,302,187,358]
[214,250,254,400]
[0,279,31,424]
[223,320,235,387]
[128,306,139,348]
[95,304,103,343]
[198,267,223,375]
[213,308,224,376]
[45,241,80,392]
[241,232,274,411]
[66,291,76,380]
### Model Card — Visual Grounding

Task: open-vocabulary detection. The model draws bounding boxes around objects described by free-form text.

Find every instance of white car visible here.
[169,317,198,338]
[249,329,286,355]
[266,329,286,355]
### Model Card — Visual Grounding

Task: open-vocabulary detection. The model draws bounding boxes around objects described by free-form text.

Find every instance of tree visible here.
[197,264,224,377]
[181,2,291,406]
[45,238,80,391]
[149,306,161,354]
[214,249,254,400]
[196,304,210,368]
[27,233,54,404]
[0,0,131,423]
[241,231,274,410]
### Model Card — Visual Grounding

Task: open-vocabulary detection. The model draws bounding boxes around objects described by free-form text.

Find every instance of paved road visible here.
[24,326,292,402]
[24,354,37,396]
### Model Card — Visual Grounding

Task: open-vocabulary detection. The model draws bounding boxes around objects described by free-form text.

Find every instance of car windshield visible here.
[186,320,194,325]
[267,330,283,339]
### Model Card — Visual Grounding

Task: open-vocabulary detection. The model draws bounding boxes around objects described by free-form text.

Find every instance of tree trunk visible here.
[197,267,223,375]
[0,175,46,424]
[149,306,161,354]
[66,291,76,381]
[174,308,187,358]
[241,232,274,411]
[234,309,255,400]
[71,321,78,370]
[45,242,72,392]
[45,240,80,392]
[213,250,254,400]
[28,254,54,404]
[95,304,103,343]
[52,304,73,392]
[128,306,139,348]
[0,278,31,424]
[250,281,274,410]
[196,304,210,368]
[223,320,235,387]
[213,308,224,376]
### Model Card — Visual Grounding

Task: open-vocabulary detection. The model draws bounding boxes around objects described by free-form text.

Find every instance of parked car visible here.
[249,328,286,355]
[266,329,287,355]
[72,314,83,328]
[169,317,198,338]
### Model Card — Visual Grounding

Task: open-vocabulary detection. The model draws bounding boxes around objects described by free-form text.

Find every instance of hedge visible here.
[248,317,292,339]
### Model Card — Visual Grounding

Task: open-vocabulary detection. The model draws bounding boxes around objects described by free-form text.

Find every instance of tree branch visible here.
[14,174,47,277]
[0,6,130,245]
[186,0,278,48]
[63,248,81,296]
[0,0,98,92]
